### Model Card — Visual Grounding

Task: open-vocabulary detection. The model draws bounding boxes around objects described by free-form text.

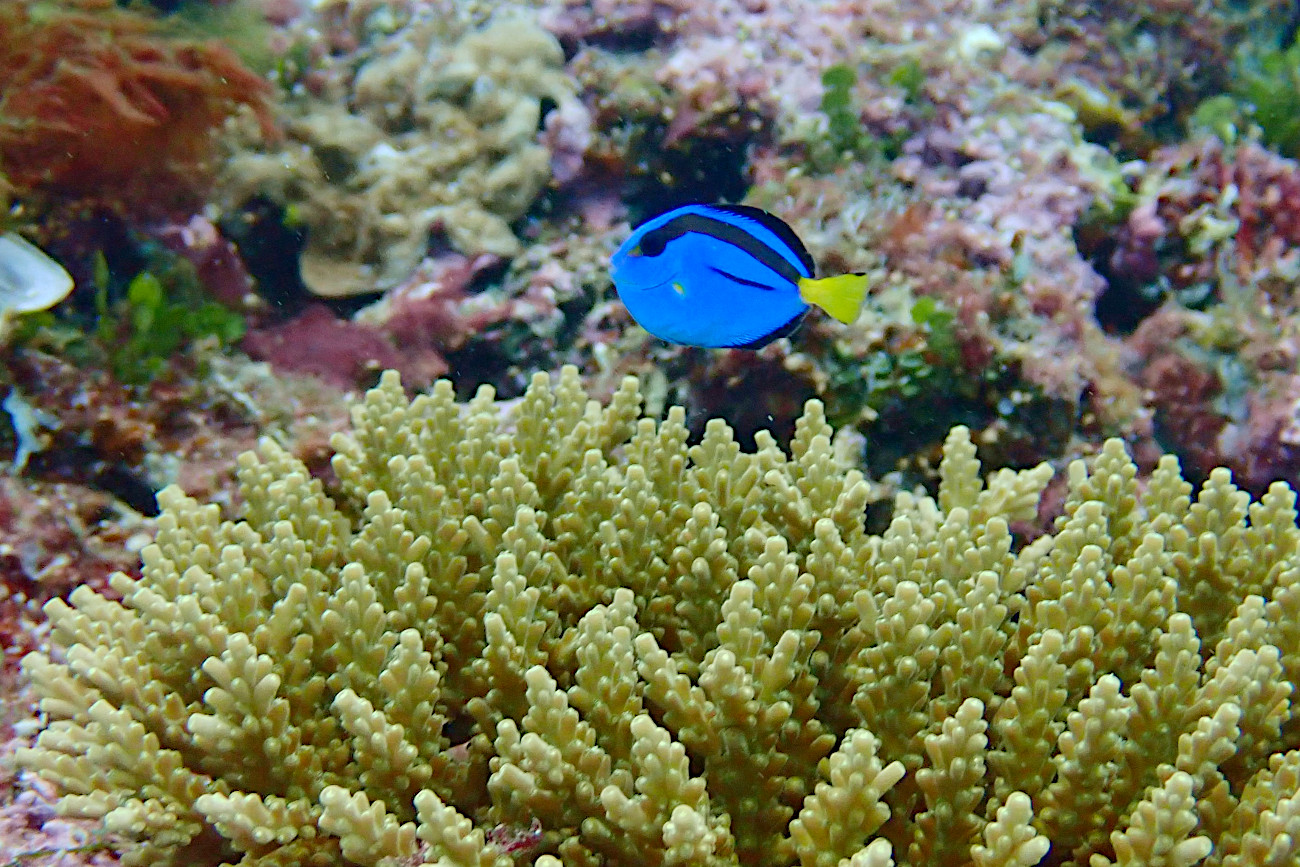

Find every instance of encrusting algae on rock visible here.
[218,14,577,298]
[15,367,1300,866]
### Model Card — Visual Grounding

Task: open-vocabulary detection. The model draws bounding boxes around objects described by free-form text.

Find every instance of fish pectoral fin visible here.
[798,272,870,324]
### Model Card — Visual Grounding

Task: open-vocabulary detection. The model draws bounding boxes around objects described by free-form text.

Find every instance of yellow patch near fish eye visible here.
[672,282,686,296]
[630,245,642,256]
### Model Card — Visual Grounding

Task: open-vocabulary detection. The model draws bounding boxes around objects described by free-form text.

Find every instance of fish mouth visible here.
[629,273,679,292]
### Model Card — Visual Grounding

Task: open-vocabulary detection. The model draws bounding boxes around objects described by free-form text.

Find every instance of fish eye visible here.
[638,229,669,257]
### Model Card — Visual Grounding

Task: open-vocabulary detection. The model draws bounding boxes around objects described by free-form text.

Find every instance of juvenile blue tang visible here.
[611,203,870,348]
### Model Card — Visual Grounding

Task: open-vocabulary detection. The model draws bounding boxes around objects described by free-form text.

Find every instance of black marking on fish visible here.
[642,212,808,285]
[727,310,807,349]
[707,265,781,291]
[637,228,671,257]
[709,203,817,278]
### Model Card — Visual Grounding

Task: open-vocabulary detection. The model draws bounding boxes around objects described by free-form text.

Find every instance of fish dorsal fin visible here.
[709,203,817,278]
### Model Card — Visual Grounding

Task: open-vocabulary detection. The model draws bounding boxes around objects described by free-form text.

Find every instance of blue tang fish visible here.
[611,203,870,348]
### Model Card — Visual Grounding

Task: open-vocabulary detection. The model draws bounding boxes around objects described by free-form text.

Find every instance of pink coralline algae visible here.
[1106,138,1300,491]
[541,85,596,186]
[241,304,410,391]
[1131,308,1300,493]
[238,248,567,394]
[358,253,513,361]
[1116,139,1300,294]
[0,477,146,611]
[549,0,908,202]
[889,111,1113,395]
[1,729,121,867]
[650,0,892,129]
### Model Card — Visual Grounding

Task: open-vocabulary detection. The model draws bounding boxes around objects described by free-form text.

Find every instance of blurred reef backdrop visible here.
[3,0,1300,864]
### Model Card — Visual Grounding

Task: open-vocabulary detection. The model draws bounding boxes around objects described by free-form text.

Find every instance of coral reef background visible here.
[3,0,1300,862]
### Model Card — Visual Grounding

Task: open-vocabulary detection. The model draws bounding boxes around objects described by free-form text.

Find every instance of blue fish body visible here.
[610,203,868,348]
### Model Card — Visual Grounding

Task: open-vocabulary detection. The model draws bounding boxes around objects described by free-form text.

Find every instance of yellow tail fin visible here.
[798,272,870,324]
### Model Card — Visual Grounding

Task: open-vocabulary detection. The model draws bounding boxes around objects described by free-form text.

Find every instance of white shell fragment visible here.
[0,231,75,314]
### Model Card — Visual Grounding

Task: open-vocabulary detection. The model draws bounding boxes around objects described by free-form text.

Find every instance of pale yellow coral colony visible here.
[16,367,1300,866]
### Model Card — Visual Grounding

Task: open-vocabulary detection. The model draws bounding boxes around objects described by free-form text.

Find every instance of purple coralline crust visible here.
[887,111,1113,397]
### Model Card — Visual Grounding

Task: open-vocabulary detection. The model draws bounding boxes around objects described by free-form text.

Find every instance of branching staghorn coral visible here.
[15,366,1300,866]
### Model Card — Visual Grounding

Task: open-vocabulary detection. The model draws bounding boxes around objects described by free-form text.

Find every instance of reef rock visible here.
[220,15,577,297]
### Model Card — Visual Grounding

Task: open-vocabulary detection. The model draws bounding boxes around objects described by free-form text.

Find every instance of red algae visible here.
[0,0,275,215]
[241,304,411,391]
[1107,139,1300,491]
